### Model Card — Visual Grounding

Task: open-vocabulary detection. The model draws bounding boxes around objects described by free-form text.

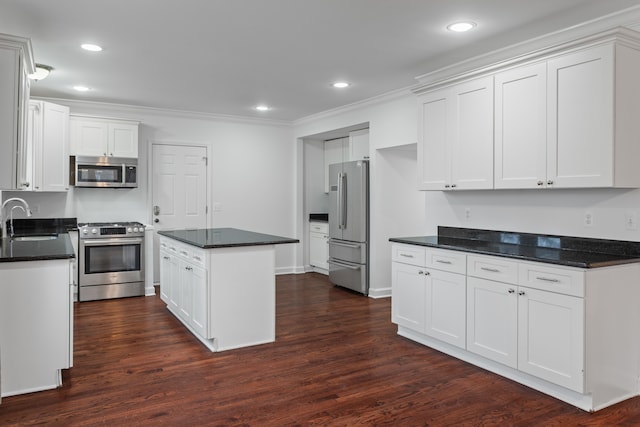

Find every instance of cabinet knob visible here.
[418,270,424,275]
[547,180,554,185]
[451,184,457,188]
[23,182,30,188]
[508,288,515,294]
[444,184,450,189]
[518,290,526,296]
[537,181,543,186]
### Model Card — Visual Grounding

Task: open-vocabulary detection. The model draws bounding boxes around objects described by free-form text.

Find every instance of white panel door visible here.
[425,269,466,348]
[451,76,494,190]
[152,144,207,230]
[495,62,547,189]
[547,44,614,188]
[466,277,518,368]
[152,143,208,283]
[517,286,584,392]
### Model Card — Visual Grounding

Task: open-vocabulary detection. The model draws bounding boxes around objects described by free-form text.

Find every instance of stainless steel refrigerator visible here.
[328,160,369,295]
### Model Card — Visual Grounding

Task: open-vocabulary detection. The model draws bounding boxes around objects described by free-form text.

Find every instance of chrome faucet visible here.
[1,197,32,239]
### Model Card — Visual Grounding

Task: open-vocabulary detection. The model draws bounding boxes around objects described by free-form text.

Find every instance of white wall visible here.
[4,99,298,279]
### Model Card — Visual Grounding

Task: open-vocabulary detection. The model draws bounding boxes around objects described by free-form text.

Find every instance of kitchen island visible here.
[158,228,298,352]
[0,228,75,398]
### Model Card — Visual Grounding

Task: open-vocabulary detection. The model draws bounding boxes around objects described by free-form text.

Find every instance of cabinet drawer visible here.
[310,221,329,233]
[467,255,518,284]
[425,248,466,274]
[392,244,426,266]
[189,248,206,268]
[518,262,584,297]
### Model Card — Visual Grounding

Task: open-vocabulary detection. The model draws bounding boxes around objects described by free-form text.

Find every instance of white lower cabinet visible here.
[159,238,207,337]
[392,243,640,411]
[392,245,466,349]
[309,221,329,272]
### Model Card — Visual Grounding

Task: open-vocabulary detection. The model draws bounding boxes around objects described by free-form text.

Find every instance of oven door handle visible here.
[81,237,144,246]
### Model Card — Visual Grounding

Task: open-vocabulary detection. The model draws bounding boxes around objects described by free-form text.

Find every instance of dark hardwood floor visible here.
[2,272,640,426]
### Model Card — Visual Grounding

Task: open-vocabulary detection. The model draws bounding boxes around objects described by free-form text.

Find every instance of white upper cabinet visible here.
[23,100,70,192]
[70,115,139,158]
[418,76,494,190]
[494,62,547,189]
[546,43,638,188]
[323,129,370,192]
[348,129,370,161]
[0,34,33,190]
[418,28,640,191]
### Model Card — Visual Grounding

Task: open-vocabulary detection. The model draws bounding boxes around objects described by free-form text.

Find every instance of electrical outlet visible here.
[584,212,593,227]
[465,208,471,221]
[625,212,637,230]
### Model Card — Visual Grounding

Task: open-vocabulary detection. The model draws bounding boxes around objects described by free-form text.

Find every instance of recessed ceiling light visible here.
[81,43,103,52]
[447,21,477,32]
[73,85,91,92]
[332,82,350,89]
[255,105,270,111]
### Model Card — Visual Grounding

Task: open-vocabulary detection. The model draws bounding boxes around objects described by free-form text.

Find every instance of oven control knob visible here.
[127,227,133,233]
[91,228,97,234]
[82,228,88,234]
[135,227,141,232]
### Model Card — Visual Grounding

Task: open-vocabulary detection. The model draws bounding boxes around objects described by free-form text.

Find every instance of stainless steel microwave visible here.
[70,156,138,188]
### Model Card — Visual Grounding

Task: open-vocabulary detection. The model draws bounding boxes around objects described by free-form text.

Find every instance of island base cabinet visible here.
[0,260,71,397]
[209,246,275,352]
[159,236,276,353]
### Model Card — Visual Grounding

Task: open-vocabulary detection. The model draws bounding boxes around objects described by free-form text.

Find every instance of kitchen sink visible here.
[12,234,58,241]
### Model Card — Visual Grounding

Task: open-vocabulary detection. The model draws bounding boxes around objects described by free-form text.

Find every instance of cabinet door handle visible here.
[518,290,526,296]
[537,181,544,186]
[535,276,560,283]
[547,180,554,185]
[508,288,515,294]
[451,184,457,188]
[436,259,452,265]
[480,267,500,273]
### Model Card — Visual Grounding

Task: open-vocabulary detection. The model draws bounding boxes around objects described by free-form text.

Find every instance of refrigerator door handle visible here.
[329,239,361,249]
[340,172,347,229]
[328,258,361,270]
[337,172,343,229]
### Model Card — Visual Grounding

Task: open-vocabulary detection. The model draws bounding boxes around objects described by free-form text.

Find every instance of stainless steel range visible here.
[78,222,145,302]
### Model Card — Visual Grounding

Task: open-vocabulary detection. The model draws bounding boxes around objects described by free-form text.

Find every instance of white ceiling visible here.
[2,0,640,122]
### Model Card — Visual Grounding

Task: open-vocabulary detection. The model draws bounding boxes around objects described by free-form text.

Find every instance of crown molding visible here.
[293,85,416,127]
[414,5,640,92]
[36,97,292,127]
[0,32,34,74]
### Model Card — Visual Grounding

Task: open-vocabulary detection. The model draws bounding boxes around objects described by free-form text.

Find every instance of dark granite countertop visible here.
[389,227,640,268]
[158,227,299,249]
[0,233,76,263]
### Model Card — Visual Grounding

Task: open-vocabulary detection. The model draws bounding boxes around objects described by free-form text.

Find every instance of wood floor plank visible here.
[1,272,640,425]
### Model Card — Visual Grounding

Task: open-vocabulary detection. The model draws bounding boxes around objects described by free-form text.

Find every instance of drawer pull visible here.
[436,259,452,264]
[480,267,500,273]
[535,276,560,283]
[400,254,414,258]
[180,251,188,256]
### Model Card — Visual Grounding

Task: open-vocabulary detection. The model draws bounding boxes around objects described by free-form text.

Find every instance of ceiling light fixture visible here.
[81,43,103,52]
[29,63,53,81]
[332,82,350,88]
[447,21,477,32]
[255,105,270,111]
[73,85,91,92]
